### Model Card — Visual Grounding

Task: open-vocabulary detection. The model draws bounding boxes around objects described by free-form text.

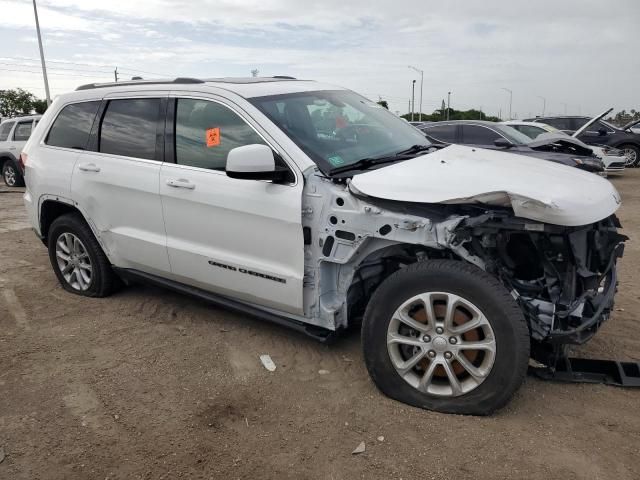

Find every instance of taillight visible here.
[19,152,27,171]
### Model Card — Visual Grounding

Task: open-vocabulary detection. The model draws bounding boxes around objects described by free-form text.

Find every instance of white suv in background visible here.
[22,77,626,415]
[0,114,41,186]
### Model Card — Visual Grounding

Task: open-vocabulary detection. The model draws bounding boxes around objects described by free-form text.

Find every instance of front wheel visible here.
[362,260,530,415]
[620,144,640,167]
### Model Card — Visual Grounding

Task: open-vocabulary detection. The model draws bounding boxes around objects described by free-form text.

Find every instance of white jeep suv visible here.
[22,77,626,415]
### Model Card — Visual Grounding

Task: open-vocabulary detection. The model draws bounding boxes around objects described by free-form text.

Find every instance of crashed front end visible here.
[451,211,626,351]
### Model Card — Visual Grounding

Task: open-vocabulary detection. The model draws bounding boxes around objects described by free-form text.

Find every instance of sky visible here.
[0,0,638,119]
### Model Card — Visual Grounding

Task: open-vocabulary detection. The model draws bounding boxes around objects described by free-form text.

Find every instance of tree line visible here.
[0,88,48,118]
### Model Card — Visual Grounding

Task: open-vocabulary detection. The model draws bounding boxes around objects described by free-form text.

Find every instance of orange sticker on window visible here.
[206,127,220,147]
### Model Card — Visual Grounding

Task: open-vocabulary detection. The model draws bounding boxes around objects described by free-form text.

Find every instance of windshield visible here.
[250,90,431,174]
[493,124,536,145]
[600,119,619,130]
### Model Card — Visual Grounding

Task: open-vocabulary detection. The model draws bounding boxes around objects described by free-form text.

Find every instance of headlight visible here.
[601,146,624,156]
[573,158,583,164]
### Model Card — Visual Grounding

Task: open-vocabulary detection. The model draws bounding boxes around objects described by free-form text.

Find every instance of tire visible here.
[2,160,24,187]
[47,213,117,297]
[362,259,530,415]
[619,144,640,167]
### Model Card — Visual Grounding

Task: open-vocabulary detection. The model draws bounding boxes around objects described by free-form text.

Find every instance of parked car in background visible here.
[525,111,640,167]
[419,120,605,173]
[0,114,42,186]
[503,120,626,174]
[21,77,625,415]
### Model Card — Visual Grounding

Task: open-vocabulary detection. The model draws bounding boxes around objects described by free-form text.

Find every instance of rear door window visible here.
[13,121,33,141]
[461,125,500,145]
[174,98,266,171]
[46,101,101,149]
[422,124,457,143]
[0,121,15,142]
[99,98,161,160]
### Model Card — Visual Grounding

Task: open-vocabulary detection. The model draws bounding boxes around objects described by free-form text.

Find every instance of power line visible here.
[0,61,114,75]
[0,67,111,78]
[0,56,170,77]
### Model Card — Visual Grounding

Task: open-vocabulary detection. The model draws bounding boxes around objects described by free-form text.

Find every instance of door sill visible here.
[113,267,336,343]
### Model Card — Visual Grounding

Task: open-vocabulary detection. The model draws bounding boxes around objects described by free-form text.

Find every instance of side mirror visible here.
[226,144,288,182]
[494,138,513,148]
[598,128,608,136]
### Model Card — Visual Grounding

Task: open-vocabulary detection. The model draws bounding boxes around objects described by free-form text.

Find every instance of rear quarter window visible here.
[46,101,101,149]
[0,121,15,142]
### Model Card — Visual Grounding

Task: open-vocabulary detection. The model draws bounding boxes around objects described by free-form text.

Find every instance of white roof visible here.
[55,78,348,105]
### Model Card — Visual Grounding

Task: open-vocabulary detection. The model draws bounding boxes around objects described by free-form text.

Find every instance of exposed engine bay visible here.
[450,211,626,346]
[301,169,627,363]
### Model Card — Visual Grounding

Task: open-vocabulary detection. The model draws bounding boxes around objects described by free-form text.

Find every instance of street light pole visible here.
[408,65,423,121]
[447,91,451,121]
[502,87,512,120]
[411,80,416,122]
[537,95,546,116]
[32,0,51,106]
[561,102,568,115]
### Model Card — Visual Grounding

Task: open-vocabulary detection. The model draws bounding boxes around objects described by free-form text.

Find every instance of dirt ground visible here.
[1,172,639,480]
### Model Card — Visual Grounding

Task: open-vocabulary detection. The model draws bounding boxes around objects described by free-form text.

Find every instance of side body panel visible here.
[69,92,171,275]
[159,93,305,314]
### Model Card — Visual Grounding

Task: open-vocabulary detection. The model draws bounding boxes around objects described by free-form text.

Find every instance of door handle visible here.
[166,179,196,190]
[78,163,101,172]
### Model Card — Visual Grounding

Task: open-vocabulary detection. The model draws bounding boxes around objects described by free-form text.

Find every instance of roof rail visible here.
[76,77,204,91]
[272,75,296,79]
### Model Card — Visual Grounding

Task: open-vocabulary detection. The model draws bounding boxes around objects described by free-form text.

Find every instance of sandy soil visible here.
[1,173,639,480]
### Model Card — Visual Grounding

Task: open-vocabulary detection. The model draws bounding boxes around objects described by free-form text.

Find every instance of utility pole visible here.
[537,95,546,116]
[114,67,119,82]
[502,87,512,120]
[408,65,423,121]
[411,80,416,122]
[447,91,451,121]
[32,0,51,106]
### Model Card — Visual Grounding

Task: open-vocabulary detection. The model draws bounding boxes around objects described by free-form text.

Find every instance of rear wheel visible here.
[362,260,530,415]
[2,160,24,187]
[48,213,117,297]
[620,144,640,167]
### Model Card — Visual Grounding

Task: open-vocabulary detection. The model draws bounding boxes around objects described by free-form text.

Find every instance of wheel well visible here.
[345,245,459,325]
[0,156,13,169]
[616,143,639,150]
[40,200,81,241]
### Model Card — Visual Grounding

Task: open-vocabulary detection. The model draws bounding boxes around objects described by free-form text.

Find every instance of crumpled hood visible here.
[350,144,621,226]
[527,132,594,156]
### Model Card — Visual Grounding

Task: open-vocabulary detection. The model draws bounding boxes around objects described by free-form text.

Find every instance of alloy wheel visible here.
[3,165,16,186]
[622,148,638,166]
[55,232,93,291]
[386,292,496,397]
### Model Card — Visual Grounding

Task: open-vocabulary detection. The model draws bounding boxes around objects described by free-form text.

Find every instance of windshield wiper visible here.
[328,144,431,175]
[394,144,432,155]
